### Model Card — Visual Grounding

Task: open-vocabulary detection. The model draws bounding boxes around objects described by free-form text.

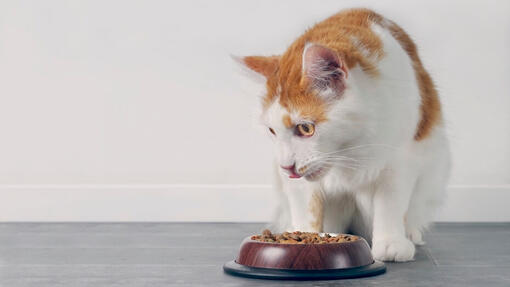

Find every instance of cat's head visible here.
[242,43,370,181]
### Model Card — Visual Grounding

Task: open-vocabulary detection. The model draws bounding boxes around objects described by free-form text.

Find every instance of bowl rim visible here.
[244,232,364,246]
[224,259,386,279]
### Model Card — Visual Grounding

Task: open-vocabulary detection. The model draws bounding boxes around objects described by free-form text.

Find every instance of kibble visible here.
[251,229,358,244]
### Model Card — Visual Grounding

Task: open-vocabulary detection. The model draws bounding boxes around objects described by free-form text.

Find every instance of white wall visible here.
[0,0,509,221]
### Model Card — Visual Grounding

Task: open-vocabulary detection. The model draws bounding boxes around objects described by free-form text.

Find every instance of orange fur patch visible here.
[382,20,442,140]
[247,8,441,139]
[265,9,386,123]
[282,114,293,129]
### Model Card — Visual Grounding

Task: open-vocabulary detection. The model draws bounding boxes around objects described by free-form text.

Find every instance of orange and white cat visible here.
[240,8,450,262]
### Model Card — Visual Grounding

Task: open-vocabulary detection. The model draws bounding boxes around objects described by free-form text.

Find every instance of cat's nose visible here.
[280,164,301,178]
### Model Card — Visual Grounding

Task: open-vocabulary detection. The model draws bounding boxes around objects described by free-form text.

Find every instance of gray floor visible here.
[0,223,509,286]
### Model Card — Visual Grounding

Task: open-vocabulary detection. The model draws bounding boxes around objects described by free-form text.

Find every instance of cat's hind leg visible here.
[405,136,451,245]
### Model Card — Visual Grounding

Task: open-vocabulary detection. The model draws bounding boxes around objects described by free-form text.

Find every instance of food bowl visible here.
[223,232,386,280]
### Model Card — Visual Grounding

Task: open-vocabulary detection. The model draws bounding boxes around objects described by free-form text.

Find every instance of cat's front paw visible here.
[372,236,415,262]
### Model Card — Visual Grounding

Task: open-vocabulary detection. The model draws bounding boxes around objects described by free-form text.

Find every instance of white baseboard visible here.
[0,184,509,222]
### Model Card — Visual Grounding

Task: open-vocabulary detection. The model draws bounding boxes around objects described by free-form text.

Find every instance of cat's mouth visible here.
[285,164,329,181]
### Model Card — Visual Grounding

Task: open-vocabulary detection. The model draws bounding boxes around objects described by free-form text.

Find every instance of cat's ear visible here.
[302,43,348,98]
[241,55,280,79]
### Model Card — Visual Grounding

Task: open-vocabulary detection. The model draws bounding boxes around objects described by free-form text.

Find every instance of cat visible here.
[240,8,451,262]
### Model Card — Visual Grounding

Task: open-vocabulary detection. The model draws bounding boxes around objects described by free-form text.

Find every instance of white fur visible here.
[260,23,451,262]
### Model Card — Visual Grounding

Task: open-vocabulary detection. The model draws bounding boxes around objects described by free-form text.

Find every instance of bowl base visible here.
[223,260,386,280]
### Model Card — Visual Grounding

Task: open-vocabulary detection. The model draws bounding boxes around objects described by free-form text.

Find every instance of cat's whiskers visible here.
[313,143,397,156]
[302,157,362,174]
[318,160,363,170]
[301,143,392,174]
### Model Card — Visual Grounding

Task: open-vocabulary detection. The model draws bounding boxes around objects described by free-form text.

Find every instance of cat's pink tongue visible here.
[289,173,302,179]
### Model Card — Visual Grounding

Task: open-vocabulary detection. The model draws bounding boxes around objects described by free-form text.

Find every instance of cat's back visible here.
[310,8,386,36]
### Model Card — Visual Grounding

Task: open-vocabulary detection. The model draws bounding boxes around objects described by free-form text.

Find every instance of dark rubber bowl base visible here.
[223,260,386,280]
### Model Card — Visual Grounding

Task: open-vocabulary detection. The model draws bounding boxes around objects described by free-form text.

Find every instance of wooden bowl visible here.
[236,234,374,270]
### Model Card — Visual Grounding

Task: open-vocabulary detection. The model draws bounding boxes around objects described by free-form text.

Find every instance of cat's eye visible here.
[295,123,315,137]
[268,127,276,135]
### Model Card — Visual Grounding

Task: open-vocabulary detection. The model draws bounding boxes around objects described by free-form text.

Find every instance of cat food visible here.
[250,229,358,244]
